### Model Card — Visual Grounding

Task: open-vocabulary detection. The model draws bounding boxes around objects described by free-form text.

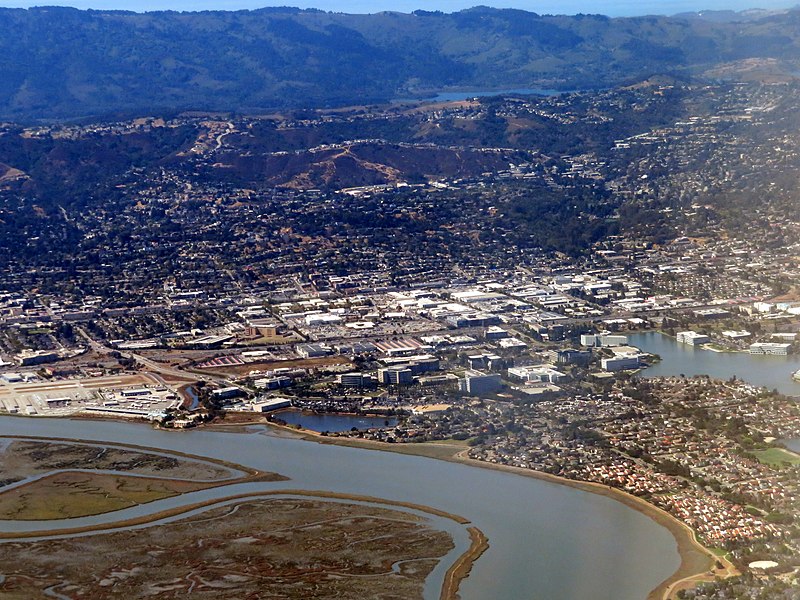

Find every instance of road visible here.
[75,327,229,385]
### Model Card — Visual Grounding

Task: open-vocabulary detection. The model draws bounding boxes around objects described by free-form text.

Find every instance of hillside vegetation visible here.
[0,6,799,120]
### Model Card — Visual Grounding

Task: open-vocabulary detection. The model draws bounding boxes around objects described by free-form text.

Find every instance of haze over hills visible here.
[1,5,800,120]
[3,0,798,17]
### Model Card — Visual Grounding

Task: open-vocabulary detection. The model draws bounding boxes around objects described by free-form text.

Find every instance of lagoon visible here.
[629,332,800,397]
[785,439,800,454]
[274,409,398,432]
[393,87,570,104]
[429,88,565,102]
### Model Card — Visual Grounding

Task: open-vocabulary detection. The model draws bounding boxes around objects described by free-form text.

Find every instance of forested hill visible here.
[1,5,800,121]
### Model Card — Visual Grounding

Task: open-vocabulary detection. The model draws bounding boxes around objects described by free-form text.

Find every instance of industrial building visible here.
[296,343,332,358]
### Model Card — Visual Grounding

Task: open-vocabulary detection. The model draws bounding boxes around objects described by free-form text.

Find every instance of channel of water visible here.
[0,417,679,600]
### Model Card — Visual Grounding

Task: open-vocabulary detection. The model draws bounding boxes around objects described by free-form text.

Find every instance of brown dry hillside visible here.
[214,142,529,189]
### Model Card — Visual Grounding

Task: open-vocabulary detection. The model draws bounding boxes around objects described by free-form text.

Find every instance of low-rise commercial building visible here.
[601,355,641,371]
[748,342,791,356]
[676,331,709,346]
[15,350,59,366]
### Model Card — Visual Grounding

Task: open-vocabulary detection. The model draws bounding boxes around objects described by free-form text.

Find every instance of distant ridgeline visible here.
[0,5,799,120]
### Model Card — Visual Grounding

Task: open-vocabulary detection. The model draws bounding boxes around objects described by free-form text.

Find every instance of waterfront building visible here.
[601,355,641,371]
[211,386,246,400]
[748,342,791,356]
[676,331,710,346]
[252,398,293,412]
[581,333,628,347]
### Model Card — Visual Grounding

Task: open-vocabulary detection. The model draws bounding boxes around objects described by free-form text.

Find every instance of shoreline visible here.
[262,421,729,600]
[441,526,489,600]
[0,416,733,599]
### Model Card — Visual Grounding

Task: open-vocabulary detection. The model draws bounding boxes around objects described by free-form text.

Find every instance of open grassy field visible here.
[752,447,800,467]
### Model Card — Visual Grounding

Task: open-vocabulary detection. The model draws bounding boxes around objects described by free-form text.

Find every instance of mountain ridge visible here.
[1,5,800,121]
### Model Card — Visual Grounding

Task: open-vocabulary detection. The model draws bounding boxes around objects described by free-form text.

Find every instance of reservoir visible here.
[274,409,398,432]
[393,87,572,104]
[0,416,679,600]
[429,88,564,101]
[629,332,800,397]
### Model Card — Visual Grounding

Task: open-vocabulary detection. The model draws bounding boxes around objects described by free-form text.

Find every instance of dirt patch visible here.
[196,355,353,376]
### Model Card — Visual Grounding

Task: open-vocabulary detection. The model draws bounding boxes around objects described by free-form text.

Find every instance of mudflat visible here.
[0,497,455,599]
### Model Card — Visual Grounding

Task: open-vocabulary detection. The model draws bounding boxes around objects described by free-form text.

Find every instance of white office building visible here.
[676,331,710,346]
[459,371,502,395]
[601,355,641,372]
[749,342,791,356]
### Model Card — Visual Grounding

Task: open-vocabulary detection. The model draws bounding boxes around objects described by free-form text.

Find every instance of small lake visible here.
[629,332,800,397]
[393,87,570,103]
[428,88,566,101]
[274,410,398,432]
[785,439,800,453]
[184,386,200,411]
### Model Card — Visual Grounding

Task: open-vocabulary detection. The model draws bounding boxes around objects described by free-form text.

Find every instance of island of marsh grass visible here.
[0,438,235,482]
[0,437,287,521]
[0,498,455,599]
[0,472,211,520]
